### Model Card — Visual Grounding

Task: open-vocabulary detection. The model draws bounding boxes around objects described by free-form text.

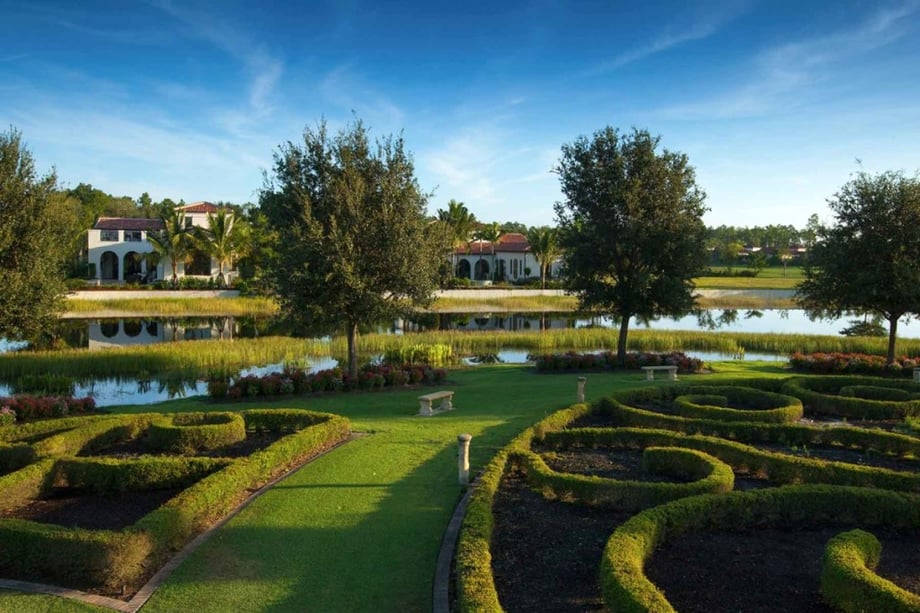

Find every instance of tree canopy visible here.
[0,128,76,343]
[260,119,448,377]
[553,126,709,365]
[796,169,920,362]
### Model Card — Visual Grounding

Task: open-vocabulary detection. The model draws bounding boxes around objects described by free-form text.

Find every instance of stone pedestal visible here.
[458,433,472,485]
[577,376,587,403]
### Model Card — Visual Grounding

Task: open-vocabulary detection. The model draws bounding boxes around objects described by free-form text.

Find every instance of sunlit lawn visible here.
[0,361,788,612]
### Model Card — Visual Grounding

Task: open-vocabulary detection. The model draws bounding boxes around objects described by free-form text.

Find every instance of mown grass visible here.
[0,361,789,611]
[64,296,280,317]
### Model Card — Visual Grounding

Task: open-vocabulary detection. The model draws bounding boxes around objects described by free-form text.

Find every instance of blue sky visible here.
[2,0,919,229]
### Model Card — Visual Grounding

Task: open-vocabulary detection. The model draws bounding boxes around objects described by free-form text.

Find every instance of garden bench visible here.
[641,365,678,381]
[418,390,455,416]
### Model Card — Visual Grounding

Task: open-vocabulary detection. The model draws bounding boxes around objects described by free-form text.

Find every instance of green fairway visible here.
[0,362,788,612]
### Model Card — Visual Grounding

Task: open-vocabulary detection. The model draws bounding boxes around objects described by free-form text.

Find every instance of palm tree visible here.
[195,208,250,287]
[147,210,191,286]
[526,226,560,289]
[475,222,503,282]
[436,199,476,278]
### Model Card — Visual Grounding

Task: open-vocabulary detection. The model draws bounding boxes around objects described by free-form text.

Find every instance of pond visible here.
[0,309,912,407]
[18,309,920,350]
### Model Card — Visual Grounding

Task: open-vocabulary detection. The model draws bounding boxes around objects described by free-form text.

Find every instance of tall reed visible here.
[63,297,279,317]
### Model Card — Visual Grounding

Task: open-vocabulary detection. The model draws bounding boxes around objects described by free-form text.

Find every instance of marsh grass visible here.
[64,296,280,317]
[431,295,579,312]
[5,326,919,383]
[0,337,325,380]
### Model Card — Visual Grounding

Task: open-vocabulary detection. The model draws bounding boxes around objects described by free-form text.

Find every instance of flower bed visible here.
[208,364,448,401]
[531,351,704,373]
[789,352,920,376]
[0,396,97,423]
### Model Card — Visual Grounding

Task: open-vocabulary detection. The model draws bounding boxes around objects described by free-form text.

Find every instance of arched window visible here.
[124,252,143,282]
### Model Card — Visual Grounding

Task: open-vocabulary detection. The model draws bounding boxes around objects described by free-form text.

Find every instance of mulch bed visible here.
[490,447,920,612]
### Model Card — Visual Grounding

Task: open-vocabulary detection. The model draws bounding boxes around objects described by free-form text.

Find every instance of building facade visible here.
[86,202,222,284]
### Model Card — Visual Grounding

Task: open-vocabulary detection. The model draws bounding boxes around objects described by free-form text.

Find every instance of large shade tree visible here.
[260,119,448,378]
[554,126,709,366]
[796,170,920,363]
[0,128,77,343]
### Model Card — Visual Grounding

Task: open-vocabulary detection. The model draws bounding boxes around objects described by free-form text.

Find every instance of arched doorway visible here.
[456,259,471,279]
[474,259,490,281]
[124,252,143,282]
[100,251,119,281]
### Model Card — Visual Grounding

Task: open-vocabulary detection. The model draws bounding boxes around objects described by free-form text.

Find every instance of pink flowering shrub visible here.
[788,352,920,376]
[210,363,448,401]
[0,395,97,423]
[531,351,704,373]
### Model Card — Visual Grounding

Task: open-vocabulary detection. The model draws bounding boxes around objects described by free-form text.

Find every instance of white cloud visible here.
[584,0,753,75]
[655,1,920,120]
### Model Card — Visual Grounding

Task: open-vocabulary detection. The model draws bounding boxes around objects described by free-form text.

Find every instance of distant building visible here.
[87,202,222,283]
[453,232,561,283]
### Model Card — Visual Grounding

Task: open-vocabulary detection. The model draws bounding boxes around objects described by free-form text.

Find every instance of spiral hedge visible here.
[456,374,920,612]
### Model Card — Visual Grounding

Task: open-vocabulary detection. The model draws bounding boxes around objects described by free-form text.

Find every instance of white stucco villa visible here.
[453,232,561,283]
[87,202,223,284]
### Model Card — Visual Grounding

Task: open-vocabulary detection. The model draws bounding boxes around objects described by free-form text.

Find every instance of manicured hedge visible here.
[512,445,733,511]
[672,386,803,423]
[782,376,920,419]
[53,456,229,494]
[599,485,920,613]
[598,390,920,459]
[546,426,920,493]
[821,529,920,613]
[0,409,350,593]
[146,412,247,454]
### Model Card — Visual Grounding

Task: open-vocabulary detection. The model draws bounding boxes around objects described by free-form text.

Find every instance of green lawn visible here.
[0,361,788,612]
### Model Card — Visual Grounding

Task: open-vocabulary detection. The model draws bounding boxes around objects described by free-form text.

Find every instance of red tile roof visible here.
[94,217,164,231]
[179,201,219,214]
[455,234,532,254]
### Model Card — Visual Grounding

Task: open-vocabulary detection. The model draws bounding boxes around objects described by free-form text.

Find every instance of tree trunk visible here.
[617,316,630,367]
[887,315,899,364]
[346,321,359,379]
[540,263,546,289]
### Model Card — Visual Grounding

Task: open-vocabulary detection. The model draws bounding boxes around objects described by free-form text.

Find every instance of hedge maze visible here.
[0,409,350,598]
[457,375,920,612]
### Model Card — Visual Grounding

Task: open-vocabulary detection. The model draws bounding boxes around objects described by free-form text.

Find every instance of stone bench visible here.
[641,365,678,381]
[419,390,455,416]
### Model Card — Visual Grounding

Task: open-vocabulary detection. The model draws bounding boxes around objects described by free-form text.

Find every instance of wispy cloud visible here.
[655,1,920,119]
[584,0,753,75]
[319,64,405,127]
[150,1,284,121]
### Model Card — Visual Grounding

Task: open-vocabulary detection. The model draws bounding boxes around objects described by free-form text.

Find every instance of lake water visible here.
[0,309,910,407]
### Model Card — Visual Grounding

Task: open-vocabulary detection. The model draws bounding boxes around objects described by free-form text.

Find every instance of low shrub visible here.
[671,386,803,423]
[599,486,920,612]
[513,446,733,511]
[789,352,920,376]
[781,376,920,419]
[531,351,704,374]
[146,412,247,454]
[210,364,448,401]
[0,395,97,422]
[821,528,920,613]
